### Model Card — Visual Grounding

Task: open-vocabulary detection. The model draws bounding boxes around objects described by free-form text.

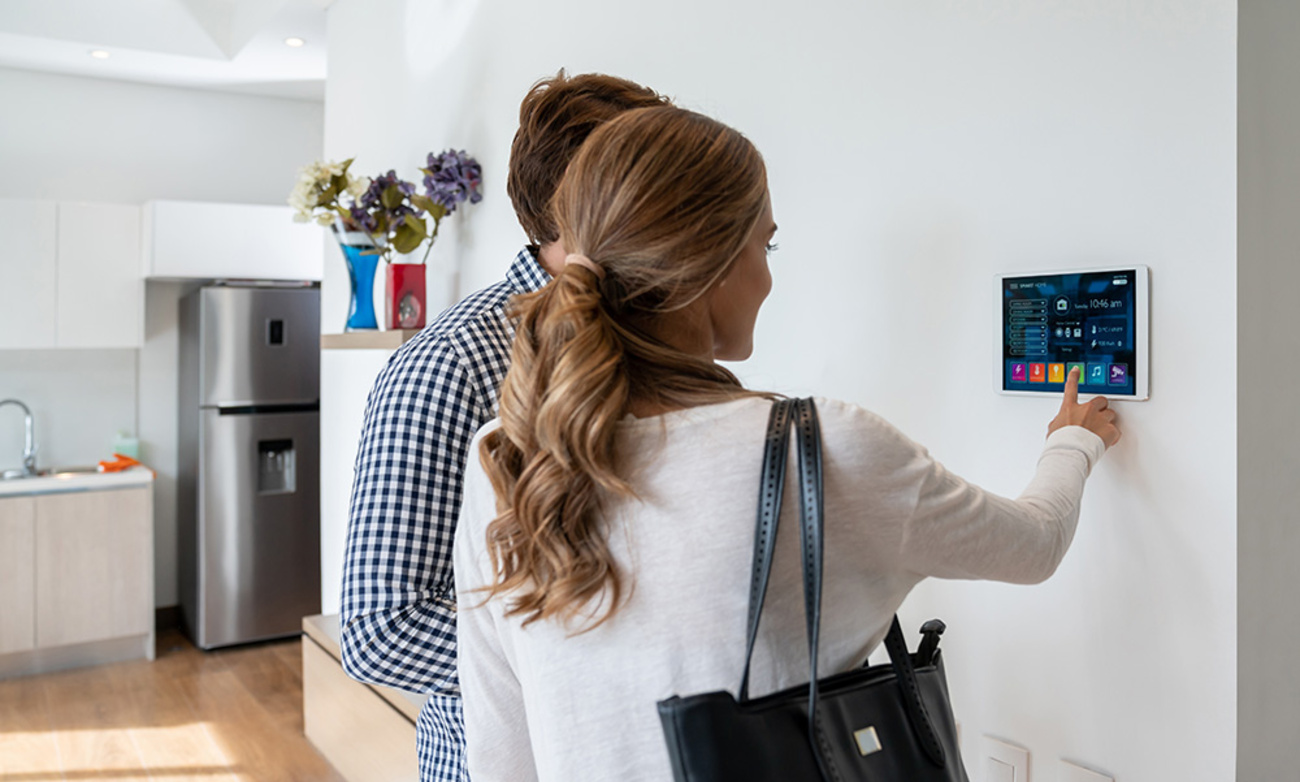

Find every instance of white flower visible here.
[288,158,362,227]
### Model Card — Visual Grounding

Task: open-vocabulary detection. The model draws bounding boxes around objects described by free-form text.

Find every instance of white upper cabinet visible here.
[143,200,324,281]
[0,199,58,349]
[57,202,143,349]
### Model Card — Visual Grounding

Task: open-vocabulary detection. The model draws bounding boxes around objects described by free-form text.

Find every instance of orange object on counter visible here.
[98,453,152,475]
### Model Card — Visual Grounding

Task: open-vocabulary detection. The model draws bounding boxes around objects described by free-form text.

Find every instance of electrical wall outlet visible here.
[986,757,1016,782]
[1060,760,1114,782]
[981,736,1029,782]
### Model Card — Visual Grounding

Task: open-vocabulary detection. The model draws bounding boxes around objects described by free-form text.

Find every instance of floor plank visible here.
[0,674,63,778]
[40,661,151,780]
[115,655,238,782]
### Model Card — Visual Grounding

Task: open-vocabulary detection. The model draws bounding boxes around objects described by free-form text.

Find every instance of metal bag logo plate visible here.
[853,726,882,756]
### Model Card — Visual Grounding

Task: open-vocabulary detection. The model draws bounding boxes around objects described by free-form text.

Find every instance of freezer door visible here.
[196,407,320,648]
[199,286,319,406]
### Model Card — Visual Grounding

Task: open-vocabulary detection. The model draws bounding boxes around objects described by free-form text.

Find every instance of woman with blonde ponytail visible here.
[454,105,1120,782]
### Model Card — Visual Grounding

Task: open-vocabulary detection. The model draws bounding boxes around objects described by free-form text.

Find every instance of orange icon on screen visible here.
[1048,363,1065,383]
[1029,363,1046,383]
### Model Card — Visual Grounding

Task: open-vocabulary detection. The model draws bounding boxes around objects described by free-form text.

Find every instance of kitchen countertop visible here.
[0,466,155,497]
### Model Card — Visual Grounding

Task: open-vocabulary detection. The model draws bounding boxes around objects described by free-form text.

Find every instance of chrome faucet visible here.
[0,399,38,476]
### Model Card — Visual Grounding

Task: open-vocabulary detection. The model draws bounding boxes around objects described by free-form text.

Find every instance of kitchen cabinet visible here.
[0,199,58,349]
[35,487,152,648]
[0,199,142,350]
[0,481,154,679]
[143,200,324,281]
[0,496,36,655]
[56,202,143,348]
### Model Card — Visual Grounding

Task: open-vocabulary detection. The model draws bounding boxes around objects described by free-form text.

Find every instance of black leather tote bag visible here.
[657,398,969,782]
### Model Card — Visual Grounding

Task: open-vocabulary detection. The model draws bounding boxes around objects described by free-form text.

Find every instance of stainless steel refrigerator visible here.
[178,283,321,649]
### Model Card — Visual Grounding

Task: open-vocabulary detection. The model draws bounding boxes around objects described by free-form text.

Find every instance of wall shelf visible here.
[320,331,422,350]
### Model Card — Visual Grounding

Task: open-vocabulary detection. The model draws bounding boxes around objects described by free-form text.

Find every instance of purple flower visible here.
[348,204,378,232]
[423,149,483,213]
[351,169,424,231]
[358,170,402,206]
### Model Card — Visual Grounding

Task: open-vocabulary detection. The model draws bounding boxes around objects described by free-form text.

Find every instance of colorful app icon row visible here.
[1010,362,1127,386]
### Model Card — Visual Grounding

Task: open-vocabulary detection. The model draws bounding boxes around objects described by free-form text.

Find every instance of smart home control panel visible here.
[996,266,1149,400]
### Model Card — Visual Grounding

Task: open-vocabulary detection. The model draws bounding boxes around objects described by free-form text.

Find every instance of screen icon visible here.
[1029,363,1046,383]
[1011,363,1027,382]
[1048,363,1065,383]
[1108,363,1129,386]
[1067,363,1086,383]
[1087,363,1107,386]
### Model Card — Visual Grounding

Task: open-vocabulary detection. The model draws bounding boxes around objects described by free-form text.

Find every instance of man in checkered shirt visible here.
[340,72,670,782]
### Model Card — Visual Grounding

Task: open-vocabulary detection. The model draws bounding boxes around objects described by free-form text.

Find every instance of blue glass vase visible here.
[334,227,380,331]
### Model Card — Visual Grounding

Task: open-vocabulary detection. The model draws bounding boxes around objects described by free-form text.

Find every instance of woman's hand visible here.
[1048,367,1121,448]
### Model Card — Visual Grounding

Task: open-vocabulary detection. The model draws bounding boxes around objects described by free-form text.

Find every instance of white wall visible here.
[0,66,324,607]
[0,67,324,204]
[324,1,1237,778]
[0,349,138,468]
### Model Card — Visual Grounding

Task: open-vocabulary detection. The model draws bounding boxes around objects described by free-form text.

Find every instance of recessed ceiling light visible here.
[89,49,111,59]
[284,37,306,48]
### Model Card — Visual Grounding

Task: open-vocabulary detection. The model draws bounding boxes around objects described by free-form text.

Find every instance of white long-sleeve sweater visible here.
[453,396,1105,782]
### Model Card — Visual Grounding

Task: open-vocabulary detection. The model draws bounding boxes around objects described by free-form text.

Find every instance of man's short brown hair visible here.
[507,71,668,246]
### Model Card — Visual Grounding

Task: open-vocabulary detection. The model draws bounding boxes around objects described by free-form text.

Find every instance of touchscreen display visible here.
[1002,270,1138,396]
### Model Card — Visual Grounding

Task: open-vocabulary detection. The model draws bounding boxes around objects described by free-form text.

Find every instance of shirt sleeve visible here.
[897,423,1106,584]
[455,429,540,782]
[339,340,487,694]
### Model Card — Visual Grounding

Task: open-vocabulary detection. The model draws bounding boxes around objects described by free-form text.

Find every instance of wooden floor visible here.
[0,628,347,782]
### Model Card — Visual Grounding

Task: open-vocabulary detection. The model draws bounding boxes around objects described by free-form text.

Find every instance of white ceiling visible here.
[0,0,329,100]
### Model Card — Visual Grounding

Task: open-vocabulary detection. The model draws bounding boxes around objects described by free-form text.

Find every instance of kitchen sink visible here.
[1,465,100,480]
[44,466,101,477]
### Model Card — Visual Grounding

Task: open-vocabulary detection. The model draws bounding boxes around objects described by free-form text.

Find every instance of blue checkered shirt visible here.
[340,247,550,782]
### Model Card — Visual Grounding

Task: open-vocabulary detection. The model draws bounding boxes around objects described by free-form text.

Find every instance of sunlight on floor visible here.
[0,721,242,781]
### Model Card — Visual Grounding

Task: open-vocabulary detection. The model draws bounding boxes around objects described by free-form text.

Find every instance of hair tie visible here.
[564,253,605,279]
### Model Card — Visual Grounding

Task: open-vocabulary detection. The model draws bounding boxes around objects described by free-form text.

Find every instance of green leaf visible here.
[410,195,441,216]
[381,184,404,210]
[392,221,424,255]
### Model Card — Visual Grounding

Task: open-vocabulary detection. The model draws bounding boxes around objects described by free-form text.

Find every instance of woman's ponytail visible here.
[481,262,632,628]
[479,106,771,630]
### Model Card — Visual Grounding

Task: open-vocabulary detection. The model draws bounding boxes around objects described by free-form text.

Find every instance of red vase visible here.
[385,263,427,330]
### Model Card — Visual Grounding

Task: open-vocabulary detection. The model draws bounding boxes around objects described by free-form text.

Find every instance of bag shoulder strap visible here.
[737,398,796,701]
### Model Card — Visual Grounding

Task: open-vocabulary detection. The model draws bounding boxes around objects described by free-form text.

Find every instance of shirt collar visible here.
[506,245,552,294]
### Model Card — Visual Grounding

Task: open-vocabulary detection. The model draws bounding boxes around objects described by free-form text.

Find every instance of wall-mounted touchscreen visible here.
[997,266,1148,400]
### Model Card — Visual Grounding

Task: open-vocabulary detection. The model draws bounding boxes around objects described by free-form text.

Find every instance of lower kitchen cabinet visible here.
[0,485,154,678]
[0,496,36,655]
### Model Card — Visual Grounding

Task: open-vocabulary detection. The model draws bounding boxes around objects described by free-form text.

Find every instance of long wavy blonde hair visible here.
[479,106,772,629]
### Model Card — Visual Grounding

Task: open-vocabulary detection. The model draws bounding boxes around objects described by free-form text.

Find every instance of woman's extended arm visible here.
[897,367,1115,583]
